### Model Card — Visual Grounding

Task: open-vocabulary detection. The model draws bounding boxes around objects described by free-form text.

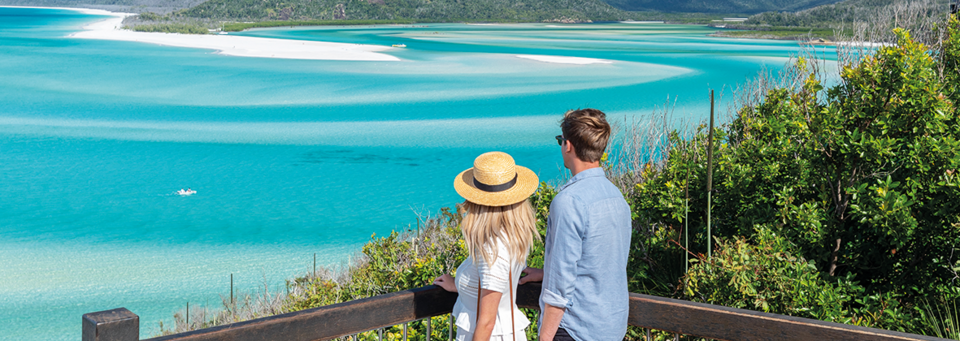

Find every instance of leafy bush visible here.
[138,12,169,21]
[682,226,853,321]
[132,23,211,34]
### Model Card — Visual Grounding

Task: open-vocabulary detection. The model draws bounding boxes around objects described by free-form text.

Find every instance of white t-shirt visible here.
[451,238,530,336]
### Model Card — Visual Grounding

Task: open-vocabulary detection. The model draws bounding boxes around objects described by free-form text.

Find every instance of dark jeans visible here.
[554,328,576,341]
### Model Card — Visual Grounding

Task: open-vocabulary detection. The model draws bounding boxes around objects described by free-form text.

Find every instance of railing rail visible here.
[83,282,947,341]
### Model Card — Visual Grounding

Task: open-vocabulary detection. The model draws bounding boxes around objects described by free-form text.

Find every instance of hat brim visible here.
[454,166,539,206]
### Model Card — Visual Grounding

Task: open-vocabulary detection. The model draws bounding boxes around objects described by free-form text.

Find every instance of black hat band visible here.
[473,173,518,193]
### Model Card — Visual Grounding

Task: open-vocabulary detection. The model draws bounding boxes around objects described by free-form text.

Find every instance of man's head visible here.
[560,108,611,165]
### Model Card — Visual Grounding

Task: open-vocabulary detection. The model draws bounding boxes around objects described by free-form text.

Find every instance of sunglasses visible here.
[555,135,566,146]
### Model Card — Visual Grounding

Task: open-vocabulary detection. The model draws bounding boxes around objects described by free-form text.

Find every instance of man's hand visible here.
[519,266,543,284]
[432,274,457,292]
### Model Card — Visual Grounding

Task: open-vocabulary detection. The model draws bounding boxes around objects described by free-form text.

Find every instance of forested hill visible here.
[743,0,950,27]
[178,0,636,22]
[0,0,206,13]
[601,0,843,14]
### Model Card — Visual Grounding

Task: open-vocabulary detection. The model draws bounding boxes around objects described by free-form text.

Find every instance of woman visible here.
[433,151,540,341]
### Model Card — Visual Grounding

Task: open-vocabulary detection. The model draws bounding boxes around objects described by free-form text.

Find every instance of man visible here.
[520,108,632,341]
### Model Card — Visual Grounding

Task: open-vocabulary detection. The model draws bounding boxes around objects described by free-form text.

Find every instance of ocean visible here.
[0,7,833,340]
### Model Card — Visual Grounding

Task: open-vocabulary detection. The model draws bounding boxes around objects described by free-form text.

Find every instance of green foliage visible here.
[942,17,960,105]
[631,25,960,334]
[711,27,838,40]
[603,0,841,14]
[289,207,466,311]
[680,226,926,332]
[682,226,853,321]
[222,20,416,32]
[818,29,959,296]
[526,182,556,269]
[744,0,947,28]
[138,12,169,21]
[131,23,211,34]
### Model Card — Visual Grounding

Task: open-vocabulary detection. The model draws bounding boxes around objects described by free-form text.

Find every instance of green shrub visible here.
[132,23,211,34]
[681,226,853,322]
[138,12,168,21]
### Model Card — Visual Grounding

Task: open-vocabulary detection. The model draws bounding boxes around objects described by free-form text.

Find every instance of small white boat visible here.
[392,44,406,48]
[177,189,197,196]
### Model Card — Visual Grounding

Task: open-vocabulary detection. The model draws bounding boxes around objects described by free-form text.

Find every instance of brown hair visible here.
[561,108,611,163]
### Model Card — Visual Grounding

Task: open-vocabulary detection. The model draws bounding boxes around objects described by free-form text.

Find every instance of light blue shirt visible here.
[539,167,631,341]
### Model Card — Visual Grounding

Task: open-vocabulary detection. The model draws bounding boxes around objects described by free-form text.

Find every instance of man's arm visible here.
[538,303,565,341]
[539,194,584,340]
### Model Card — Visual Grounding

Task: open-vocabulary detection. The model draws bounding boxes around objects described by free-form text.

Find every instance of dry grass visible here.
[156,209,464,336]
[835,0,953,68]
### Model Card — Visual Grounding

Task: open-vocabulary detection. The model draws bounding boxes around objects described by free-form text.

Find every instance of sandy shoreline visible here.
[516,54,612,65]
[1,6,400,61]
[4,6,617,64]
[0,6,117,15]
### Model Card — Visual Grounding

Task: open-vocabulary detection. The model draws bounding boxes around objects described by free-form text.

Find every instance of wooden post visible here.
[706,89,715,259]
[230,273,235,308]
[684,148,691,272]
[448,314,454,341]
[82,308,138,341]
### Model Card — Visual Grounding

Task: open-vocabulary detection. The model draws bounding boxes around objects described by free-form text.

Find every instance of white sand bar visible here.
[35,7,402,61]
[516,54,612,65]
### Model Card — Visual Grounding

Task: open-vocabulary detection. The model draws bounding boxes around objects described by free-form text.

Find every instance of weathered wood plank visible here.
[516,282,541,310]
[144,286,457,341]
[83,307,139,341]
[131,282,948,341]
[628,293,945,341]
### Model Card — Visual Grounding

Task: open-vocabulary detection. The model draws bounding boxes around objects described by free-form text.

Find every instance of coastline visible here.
[516,54,612,65]
[0,6,401,61]
[5,6,620,64]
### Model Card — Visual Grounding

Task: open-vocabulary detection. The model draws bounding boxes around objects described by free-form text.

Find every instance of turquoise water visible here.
[0,7,834,340]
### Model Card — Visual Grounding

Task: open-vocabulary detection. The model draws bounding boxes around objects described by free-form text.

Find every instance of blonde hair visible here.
[461,199,539,267]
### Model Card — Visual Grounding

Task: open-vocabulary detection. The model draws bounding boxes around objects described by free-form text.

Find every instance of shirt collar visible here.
[557,167,605,192]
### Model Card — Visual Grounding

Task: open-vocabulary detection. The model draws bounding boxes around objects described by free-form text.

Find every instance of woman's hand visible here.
[433,273,457,292]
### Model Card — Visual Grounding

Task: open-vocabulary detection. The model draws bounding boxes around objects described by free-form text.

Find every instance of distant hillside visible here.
[0,0,205,13]
[601,0,843,14]
[178,0,637,22]
[743,0,951,27]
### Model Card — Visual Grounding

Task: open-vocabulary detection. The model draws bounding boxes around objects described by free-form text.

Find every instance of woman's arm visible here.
[472,288,503,341]
[433,274,458,292]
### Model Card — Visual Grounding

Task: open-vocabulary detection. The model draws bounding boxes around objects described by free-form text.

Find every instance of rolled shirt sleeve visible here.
[541,193,583,309]
[536,168,631,341]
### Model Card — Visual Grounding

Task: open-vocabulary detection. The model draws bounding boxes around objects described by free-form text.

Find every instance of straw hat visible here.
[454,152,539,206]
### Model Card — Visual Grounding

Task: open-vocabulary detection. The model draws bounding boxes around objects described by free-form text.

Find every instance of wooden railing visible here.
[83,282,947,341]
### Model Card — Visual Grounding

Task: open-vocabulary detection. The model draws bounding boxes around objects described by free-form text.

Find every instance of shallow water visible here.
[0,7,836,340]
